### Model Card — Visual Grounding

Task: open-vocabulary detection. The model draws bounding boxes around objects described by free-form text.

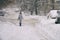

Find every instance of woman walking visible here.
[18,11,23,26]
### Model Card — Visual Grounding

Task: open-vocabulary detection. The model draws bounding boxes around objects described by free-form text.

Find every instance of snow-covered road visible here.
[0,15,60,40]
[0,17,42,40]
[0,9,60,40]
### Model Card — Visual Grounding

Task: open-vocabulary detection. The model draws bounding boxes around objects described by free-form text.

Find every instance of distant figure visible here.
[18,11,23,26]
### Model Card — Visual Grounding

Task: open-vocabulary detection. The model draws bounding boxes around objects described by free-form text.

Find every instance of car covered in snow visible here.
[47,10,60,24]
[47,10,58,19]
[0,10,6,16]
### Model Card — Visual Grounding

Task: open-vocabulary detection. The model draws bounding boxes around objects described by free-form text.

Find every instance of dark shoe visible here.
[19,23,22,26]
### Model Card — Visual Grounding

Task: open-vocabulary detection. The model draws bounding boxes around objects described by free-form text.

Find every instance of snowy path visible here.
[22,16,60,40]
[2,7,60,40]
[0,21,41,40]
[0,16,60,40]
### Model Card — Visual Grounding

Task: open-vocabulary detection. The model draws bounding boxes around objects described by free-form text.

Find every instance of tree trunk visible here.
[35,6,38,15]
[34,0,38,15]
[51,0,55,9]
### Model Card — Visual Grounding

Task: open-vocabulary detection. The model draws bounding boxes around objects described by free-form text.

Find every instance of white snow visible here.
[0,15,60,40]
[0,21,41,40]
[0,8,60,40]
[47,10,58,18]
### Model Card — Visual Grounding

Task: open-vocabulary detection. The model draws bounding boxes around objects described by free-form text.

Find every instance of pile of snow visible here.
[40,18,56,24]
[35,16,56,24]
[35,24,60,40]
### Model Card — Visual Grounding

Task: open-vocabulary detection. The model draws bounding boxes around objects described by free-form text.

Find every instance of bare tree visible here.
[0,0,15,9]
[51,0,55,9]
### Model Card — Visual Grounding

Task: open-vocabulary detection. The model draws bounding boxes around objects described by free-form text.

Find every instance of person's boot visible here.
[19,22,22,26]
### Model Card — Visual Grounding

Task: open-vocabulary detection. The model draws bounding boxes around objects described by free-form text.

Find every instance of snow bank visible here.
[35,16,56,24]
[34,21,60,40]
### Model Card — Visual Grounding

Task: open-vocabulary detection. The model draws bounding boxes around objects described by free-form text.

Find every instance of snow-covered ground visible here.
[0,8,60,40]
[0,15,60,40]
[0,21,41,40]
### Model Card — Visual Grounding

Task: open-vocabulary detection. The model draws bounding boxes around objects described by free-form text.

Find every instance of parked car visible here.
[47,10,60,24]
[0,10,6,16]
